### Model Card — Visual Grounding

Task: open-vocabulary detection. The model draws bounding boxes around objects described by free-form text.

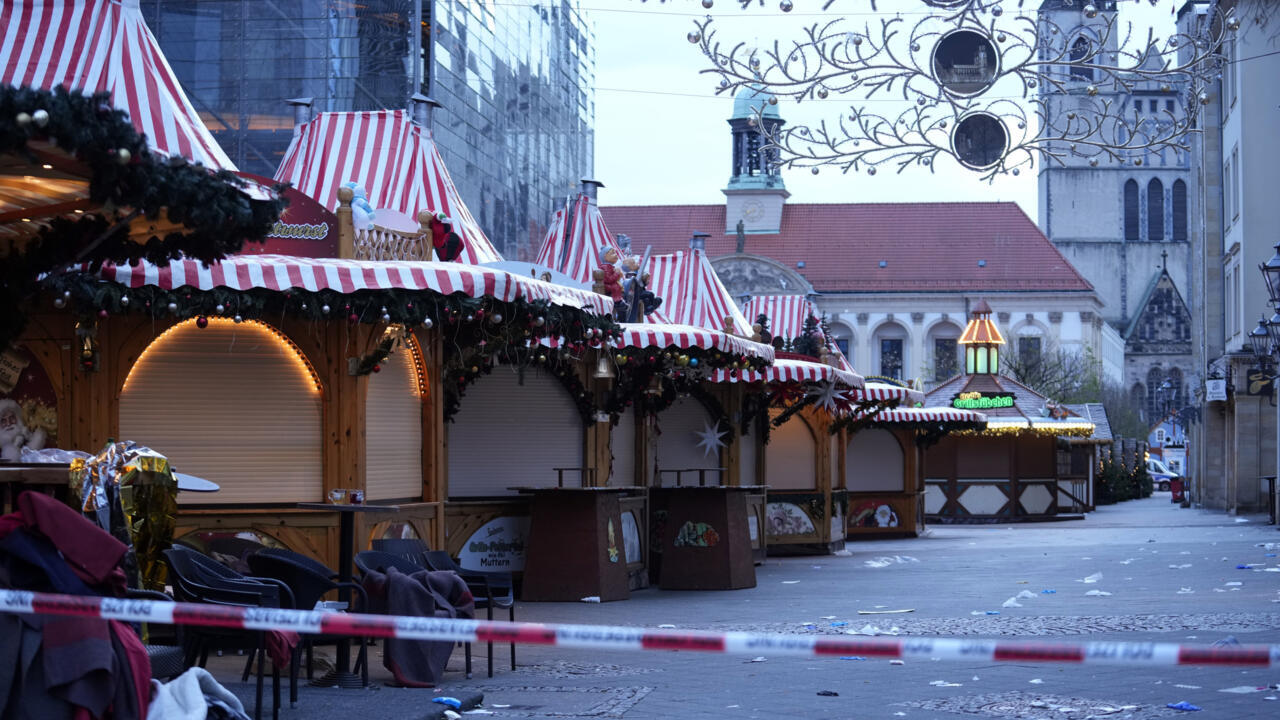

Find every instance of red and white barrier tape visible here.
[3,589,1277,667]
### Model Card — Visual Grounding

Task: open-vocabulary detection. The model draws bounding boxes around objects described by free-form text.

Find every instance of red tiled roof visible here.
[599,202,1093,293]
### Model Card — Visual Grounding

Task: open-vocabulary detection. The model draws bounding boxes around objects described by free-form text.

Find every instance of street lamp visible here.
[1259,242,1280,303]
[1249,317,1272,362]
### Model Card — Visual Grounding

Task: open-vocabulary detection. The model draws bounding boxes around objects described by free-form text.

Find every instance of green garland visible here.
[0,86,286,349]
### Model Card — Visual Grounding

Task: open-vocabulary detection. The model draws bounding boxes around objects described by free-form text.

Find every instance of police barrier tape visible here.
[2,588,1278,667]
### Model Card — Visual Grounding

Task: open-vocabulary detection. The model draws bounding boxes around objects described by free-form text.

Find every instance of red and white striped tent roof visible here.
[712,358,862,388]
[855,382,925,406]
[534,195,621,284]
[1,0,234,170]
[646,249,753,334]
[87,253,612,315]
[740,293,864,378]
[275,110,503,265]
[854,407,987,426]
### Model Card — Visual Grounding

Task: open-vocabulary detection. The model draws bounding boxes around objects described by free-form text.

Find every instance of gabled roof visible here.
[599,202,1094,294]
[275,109,503,264]
[1124,268,1193,351]
[1,0,234,169]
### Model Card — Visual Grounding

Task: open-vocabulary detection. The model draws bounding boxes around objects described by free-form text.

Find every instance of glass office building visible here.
[141,0,595,259]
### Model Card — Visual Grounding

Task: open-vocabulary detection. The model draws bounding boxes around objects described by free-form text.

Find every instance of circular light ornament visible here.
[932,29,1000,98]
[951,112,1009,171]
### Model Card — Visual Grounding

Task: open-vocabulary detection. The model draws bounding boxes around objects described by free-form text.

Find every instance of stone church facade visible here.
[1036,0,1196,424]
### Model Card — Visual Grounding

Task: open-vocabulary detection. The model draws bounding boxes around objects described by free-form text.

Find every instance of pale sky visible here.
[591,0,1176,218]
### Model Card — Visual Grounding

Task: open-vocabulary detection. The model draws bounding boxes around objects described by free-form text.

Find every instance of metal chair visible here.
[163,546,298,720]
[421,549,516,678]
[247,549,368,686]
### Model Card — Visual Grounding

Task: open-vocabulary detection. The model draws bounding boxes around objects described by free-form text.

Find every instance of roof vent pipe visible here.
[690,231,709,252]
[410,93,441,130]
[285,98,313,137]
[580,178,605,204]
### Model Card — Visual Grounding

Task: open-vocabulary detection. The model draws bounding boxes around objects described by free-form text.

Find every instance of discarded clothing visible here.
[147,667,250,720]
[362,567,475,687]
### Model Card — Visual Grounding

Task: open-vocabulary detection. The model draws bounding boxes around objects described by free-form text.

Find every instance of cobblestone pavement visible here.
[222,497,1280,719]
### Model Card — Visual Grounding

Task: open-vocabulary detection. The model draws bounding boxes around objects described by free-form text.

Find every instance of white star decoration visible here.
[808,381,846,413]
[694,421,728,458]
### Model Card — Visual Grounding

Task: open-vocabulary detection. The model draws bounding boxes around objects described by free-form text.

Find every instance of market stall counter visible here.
[652,483,763,591]
[515,487,634,602]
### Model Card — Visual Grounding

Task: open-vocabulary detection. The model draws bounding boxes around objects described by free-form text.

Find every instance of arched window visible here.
[1123,179,1139,241]
[1145,366,1166,422]
[1130,382,1145,413]
[1147,178,1164,240]
[1172,179,1187,241]
[1069,37,1092,81]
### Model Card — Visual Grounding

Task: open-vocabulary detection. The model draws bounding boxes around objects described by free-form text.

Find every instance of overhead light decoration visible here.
[670,0,1238,179]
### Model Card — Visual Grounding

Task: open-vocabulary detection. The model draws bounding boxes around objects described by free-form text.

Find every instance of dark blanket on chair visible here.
[361,568,474,687]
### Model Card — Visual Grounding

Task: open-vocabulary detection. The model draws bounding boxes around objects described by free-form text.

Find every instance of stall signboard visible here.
[1246,368,1273,396]
[1205,378,1228,403]
[951,391,1015,410]
[456,516,530,572]
[234,172,338,257]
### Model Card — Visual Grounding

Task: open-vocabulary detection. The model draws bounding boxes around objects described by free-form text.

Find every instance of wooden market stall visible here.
[922,301,1095,522]
[737,295,866,554]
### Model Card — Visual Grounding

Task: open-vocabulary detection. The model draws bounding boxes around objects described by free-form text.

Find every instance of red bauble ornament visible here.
[372,364,381,373]
[196,316,209,329]
[97,309,108,318]
[348,313,359,324]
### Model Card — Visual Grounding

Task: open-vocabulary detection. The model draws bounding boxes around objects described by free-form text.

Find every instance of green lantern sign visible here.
[951,391,1015,410]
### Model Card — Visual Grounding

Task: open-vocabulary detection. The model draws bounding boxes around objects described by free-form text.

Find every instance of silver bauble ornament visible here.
[63,290,71,299]
[779,0,792,11]
[423,317,433,329]
[120,295,130,307]
[216,303,226,314]
[1089,158,1100,167]
[53,298,66,309]
[702,0,714,7]
[867,167,876,176]
[322,304,331,314]
[32,109,48,127]
[167,302,178,313]
[687,30,701,44]
[1226,16,1240,31]
[1084,4,1098,19]
[15,112,31,127]
[117,148,131,164]
[816,87,828,99]
[810,167,819,175]
[381,313,391,323]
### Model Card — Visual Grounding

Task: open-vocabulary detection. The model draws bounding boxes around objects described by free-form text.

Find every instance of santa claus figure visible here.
[0,398,47,461]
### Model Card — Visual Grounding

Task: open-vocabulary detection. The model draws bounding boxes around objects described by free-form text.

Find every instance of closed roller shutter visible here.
[655,397,714,481]
[366,345,423,501]
[766,412,816,490]
[739,422,758,485]
[448,367,583,497]
[120,319,322,505]
[609,409,636,487]
[846,429,904,492]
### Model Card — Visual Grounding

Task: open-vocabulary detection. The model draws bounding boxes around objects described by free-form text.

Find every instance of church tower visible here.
[723,87,790,234]
[1035,0,1195,404]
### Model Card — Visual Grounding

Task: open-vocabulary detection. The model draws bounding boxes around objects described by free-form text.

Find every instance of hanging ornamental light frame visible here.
[672,0,1242,179]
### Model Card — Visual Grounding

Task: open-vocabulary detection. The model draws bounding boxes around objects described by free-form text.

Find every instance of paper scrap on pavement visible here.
[1219,686,1266,694]
[1029,679,1044,684]
[1177,587,1194,594]
[1016,590,1036,599]
[858,608,915,614]
[1085,590,1113,596]
[1078,572,1103,583]
[1002,597,1023,608]
[744,656,766,663]
[781,580,801,584]
[930,680,962,687]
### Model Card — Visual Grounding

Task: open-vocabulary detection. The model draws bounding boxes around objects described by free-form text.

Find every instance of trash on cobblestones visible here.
[1211,636,1239,647]
[854,622,894,632]
[1170,564,1193,569]
[816,690,839,696]
[433,697,463,709]
[1235,518,1249,523]
[1166,701,1202,711]
[580,596,601,603]
[970,610,1000,615]
[443,711,462,720]
[1085,590,1113,596]
[802,623,817,629]
[929,680,962,687]
[832,550,852,557]
[889,660,905,665]
[1041,589,1056,594]
[1224,581,1243,586]
[490,705,510,709]
[1218,685,1265,693]
[830,621,848,627]
[463,711,494,716]
[1002,597,1023,608]
[840,656,867,661]
[1173,684,1201,689]
[1119,559,1135,565]
[857,608,914,614]
[658,624,676,629]
[1028,679,1043,684]
[744,656,766,663]
[1078,572,1103,583]
[1016,590,1036,599]
[781,580,801,584]
[820,615,837,620]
